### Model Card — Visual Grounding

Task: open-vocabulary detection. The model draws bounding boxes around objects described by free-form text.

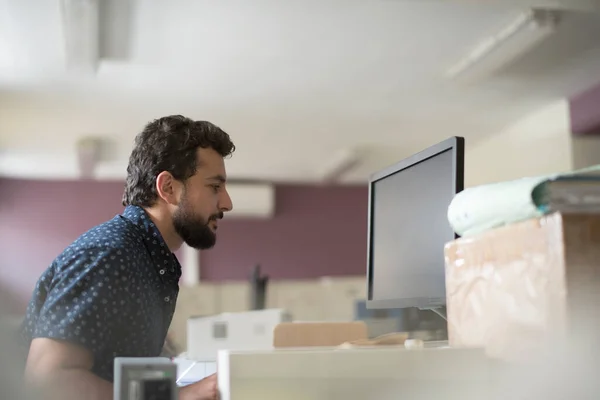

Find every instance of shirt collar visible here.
[121,205,182,283]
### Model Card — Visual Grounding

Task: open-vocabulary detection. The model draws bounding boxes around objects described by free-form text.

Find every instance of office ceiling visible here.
[1,0,600,183]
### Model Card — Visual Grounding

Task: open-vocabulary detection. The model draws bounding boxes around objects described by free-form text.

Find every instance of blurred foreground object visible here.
[0,304,34,399]
[445,212,600,362]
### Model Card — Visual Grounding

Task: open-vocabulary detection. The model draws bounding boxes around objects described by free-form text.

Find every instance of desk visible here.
[217,346,493,400]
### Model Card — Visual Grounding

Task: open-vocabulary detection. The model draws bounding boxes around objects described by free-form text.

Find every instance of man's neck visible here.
[143,205,183,253]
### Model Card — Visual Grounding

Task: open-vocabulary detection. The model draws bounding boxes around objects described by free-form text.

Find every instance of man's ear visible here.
[155,171,183,206]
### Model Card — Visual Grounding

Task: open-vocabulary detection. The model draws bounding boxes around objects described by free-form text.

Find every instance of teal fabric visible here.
[447,165,600,237]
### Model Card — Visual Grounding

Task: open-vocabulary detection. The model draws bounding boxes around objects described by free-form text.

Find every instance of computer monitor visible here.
[366,136,465,311]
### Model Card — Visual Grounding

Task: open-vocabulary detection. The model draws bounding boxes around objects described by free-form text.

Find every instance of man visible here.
[20,115,235,400]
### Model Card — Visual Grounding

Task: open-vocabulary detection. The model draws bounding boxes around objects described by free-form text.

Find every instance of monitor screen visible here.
[367,137,464,310]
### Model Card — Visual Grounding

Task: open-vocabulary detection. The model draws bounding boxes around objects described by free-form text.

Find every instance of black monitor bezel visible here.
[365,136,465,310]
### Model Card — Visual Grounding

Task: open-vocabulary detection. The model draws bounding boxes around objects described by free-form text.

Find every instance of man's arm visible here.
[22,247,125,399]
[23,246,217,400]
[25,338,218,400]
[24,338,112,400]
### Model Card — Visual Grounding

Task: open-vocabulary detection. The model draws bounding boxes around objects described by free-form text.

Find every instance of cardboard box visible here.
[273,321,368,348]
[444,212,600,361]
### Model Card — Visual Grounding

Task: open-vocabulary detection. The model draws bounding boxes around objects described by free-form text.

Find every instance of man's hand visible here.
[179,373,219,400]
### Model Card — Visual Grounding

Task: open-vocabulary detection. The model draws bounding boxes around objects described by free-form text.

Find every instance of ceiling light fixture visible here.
[446,8,560,83]
[60,0,100,74]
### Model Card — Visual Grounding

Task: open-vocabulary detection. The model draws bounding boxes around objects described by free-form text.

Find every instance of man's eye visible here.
[211,185,221,192]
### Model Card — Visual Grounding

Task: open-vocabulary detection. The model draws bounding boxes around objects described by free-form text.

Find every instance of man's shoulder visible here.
[54,214,145,269]
[76,214,142,248]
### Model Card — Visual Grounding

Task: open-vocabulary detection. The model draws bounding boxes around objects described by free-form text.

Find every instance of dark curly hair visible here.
[122,115,235,207]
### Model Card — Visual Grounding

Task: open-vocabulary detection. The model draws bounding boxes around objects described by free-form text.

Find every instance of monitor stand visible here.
[418,306,447,321]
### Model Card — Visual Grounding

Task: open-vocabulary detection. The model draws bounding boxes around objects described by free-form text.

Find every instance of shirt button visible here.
[164,296,170,302]
[159,269,166,275]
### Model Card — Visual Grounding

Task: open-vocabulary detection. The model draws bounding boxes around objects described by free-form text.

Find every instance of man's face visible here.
[172,148,233,249]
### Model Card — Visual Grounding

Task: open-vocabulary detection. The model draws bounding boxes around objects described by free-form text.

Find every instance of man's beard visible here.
[173,197,223,250]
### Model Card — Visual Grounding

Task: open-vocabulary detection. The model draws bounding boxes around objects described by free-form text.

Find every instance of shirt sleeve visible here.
[32,246,132,356]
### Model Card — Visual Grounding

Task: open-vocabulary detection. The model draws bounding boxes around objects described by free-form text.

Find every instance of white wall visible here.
[572,136,600,170]
[465,100,573,188]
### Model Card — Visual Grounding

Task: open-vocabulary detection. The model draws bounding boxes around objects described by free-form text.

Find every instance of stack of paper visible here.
[173,357,216,387]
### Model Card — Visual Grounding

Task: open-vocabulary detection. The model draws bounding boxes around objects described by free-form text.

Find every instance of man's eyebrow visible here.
[206,175,227,183]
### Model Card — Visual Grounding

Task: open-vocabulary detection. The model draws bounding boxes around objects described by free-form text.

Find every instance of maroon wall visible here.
[203,184,368,281]
[0,178,368,311]
[570,80,600,136]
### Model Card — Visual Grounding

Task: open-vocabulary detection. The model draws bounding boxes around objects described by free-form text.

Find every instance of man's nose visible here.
[219,188,233,212]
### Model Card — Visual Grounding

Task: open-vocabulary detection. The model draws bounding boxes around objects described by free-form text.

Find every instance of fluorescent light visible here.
[60,0,100,74]
[446,8,559,82]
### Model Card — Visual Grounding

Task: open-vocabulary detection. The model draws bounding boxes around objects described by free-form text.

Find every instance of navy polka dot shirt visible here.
[20,205,182,382]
